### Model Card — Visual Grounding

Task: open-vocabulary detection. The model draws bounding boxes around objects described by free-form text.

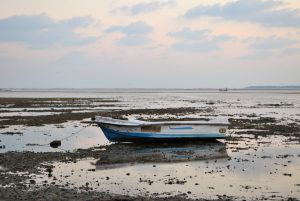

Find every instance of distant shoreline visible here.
[1,89,300,92]
[1,86,300,92]
[244,85,300,90]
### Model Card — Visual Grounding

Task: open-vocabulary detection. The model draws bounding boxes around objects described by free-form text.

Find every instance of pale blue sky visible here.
[0,0,299,88]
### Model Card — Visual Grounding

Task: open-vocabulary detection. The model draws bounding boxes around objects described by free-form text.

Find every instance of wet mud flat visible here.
[0,95,300,200]
[0,142,226,201]
[1,134,299,200]
[0,97,211,126]
[0,97,121,126]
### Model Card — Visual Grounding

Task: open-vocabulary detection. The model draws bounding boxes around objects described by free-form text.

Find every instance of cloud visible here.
[53,51,94,67]
[185,0,300,27]
[248,37,297,49]
[240,36,299,59]
[105,21,153,35]
[0,14,97,48]
[213,34,233,42]
[168,28,210,40]
[106,21,153,46]
[168,28,232,52]
[111,1,175,15]
[172,40,220,52]
[117,35,150,46]
[282,47,300,55]
[240,50,273,60]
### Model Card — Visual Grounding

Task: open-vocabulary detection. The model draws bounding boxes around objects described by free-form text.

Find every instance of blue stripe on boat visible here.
[169,126,193,130]
[100,126,225,142]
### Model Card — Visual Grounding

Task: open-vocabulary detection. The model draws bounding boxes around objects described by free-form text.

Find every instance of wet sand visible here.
[0,94,300,200]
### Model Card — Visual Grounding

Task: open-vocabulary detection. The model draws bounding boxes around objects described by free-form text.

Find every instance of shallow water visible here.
[0,121,108,153]
[31,135,300,200]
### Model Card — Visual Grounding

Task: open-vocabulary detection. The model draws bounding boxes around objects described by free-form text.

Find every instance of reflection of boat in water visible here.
[95,116,229,142]
[95,142,228,169]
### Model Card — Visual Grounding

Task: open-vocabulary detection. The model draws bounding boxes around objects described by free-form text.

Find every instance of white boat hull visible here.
[95,116,229,142]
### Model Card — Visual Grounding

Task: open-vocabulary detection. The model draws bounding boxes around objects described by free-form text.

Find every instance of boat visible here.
[219,88,228,92]
[94,116,229,142]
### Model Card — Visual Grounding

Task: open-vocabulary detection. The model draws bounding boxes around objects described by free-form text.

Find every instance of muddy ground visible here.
[0,97,299,200]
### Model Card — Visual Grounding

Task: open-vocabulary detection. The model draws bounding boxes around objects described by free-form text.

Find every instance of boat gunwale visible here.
[96,122,230,127]
[95,116,230,127]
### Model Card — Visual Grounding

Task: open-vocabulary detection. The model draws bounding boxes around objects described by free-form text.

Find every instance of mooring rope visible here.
[27,125,89,148]
[59,126,88,141]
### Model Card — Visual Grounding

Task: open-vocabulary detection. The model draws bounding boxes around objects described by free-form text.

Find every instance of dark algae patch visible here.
[0,187,197,201]
[0,97,120,126]
[229,117,300,137]
[1,132,23,135]
[0,97,120,108]
[0,112,100,126]
[108,107,213,117]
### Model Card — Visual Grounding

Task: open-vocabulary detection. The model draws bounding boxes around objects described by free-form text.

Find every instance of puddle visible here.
[0,121,109,153]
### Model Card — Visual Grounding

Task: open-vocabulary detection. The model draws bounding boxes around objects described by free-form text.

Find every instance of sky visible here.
[0,0,299,88]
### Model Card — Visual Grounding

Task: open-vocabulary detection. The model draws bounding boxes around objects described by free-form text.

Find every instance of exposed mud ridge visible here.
[0,186,197,201]
[0,98,120,108]
[229,117,300,137]
[256,103,294,107]
[0,112,100,126]
[0,107,212,126]
[0,97,123,126]
[0,132,23,135]
[104,107,213,119]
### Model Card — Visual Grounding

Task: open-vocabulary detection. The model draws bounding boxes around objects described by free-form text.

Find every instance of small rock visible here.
[50,140,61,148]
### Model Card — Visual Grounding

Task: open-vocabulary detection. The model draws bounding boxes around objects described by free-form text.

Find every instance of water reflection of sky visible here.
[33,137,300,200]
[95,142,228,169]
[0,121,109,153]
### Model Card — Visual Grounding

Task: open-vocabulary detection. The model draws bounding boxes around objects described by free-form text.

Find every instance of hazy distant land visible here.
[1,85,300,92]
[244,85,300,90]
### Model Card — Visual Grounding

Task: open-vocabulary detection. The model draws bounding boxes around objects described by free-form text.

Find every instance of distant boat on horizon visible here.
[219,88,228,92]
